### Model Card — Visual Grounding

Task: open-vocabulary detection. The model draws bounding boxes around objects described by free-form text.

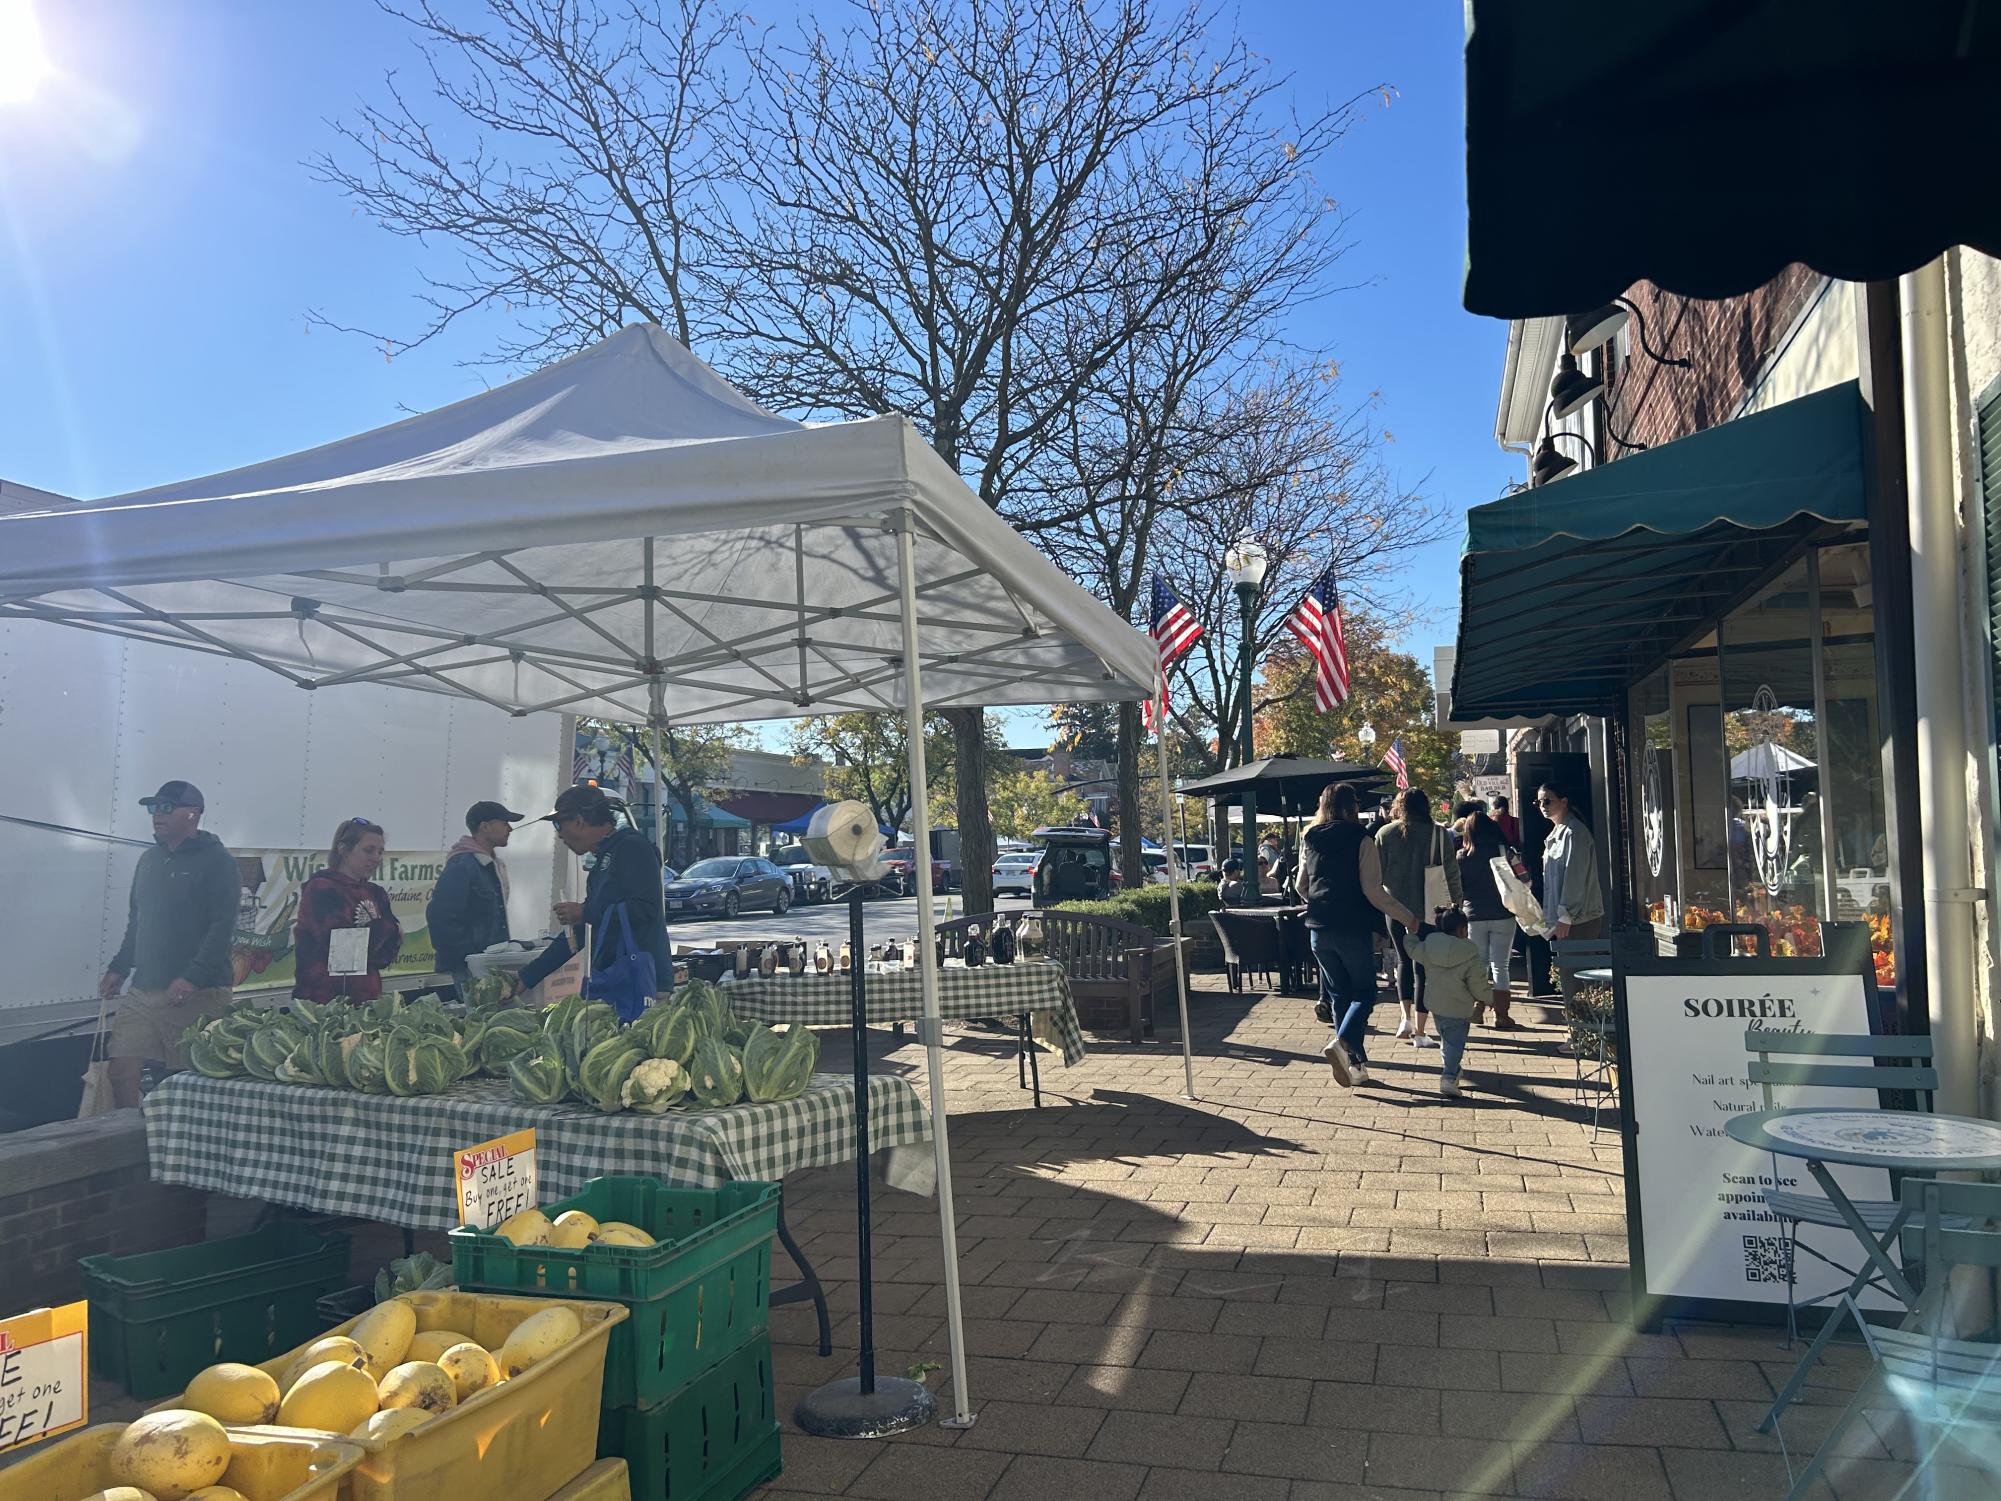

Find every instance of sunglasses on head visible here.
[348,817,382,832]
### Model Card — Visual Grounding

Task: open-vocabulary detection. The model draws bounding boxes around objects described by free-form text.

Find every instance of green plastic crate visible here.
[80,1219,350,1398]
[450,1178,778,1408]
[597,1335,782,1501]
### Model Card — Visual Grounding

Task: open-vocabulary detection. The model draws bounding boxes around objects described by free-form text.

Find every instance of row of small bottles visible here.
[731,912,1020,978]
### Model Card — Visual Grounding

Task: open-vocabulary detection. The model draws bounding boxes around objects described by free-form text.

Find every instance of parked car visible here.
[769,845,833,902]
[992,851,1039,897]
[664,855,793,918]
[879,846,947,895]
[1030,825,1115,903]
[1173,842,1216,877]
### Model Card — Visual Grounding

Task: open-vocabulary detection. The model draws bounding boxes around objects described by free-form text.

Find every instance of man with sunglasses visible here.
[99,780,241,1107]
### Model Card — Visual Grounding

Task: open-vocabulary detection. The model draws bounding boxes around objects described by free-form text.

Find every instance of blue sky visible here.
[1,0,1515,745]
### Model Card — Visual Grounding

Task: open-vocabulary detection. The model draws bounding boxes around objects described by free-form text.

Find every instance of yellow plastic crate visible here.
[547,1458,632,1501]
[156,1291,627,1501]
[0,1423,361,1501]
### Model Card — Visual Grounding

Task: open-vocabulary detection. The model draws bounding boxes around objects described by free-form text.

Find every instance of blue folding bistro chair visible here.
[1781,1177,2001,1501]
[1744,1027,1967,1435]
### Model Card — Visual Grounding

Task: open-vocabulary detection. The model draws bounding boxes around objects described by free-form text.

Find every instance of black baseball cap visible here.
[139,780,205,813]
[465,800,525,831]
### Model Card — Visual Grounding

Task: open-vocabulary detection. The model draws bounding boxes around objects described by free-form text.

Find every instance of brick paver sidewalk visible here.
[759,976,1958,1500]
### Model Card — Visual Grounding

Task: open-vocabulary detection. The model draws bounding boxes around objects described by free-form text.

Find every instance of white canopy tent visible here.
[0,324,1199,1425]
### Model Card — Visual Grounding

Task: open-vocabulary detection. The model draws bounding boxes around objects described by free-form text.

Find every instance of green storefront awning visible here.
[1462,2,2001,317]
[1450,381,1867,721]
[664,798,750,829]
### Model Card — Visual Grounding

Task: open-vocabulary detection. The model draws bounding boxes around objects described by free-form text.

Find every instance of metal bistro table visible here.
[724,959,1087,1107]
[145,1070,935,1358]
[1724,1107,2001,1436]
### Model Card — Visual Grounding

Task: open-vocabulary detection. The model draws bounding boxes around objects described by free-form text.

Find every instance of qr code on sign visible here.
[1743,1235,1792,1284]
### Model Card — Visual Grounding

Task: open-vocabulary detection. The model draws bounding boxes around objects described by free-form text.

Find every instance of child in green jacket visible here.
[1402,909,1484,1098]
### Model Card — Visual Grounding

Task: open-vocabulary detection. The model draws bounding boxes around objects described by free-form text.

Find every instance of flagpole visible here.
[1154,688,1198,1099]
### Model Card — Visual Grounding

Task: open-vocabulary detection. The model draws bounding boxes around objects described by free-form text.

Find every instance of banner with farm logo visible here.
[229,848,451,987]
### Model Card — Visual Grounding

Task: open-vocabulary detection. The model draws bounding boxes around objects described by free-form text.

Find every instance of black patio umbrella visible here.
[1176,756,1392,820]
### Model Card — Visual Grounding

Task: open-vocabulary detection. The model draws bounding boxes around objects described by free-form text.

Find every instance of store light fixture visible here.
[1548,354,1605,421]
[1565,296,1691,368]
[1529,429,1601,487]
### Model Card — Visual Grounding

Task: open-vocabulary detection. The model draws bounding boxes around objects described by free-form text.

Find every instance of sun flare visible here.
[0,0,51,106]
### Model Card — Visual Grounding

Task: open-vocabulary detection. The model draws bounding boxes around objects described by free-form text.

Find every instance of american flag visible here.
[1143,575,1203,733]
[573,735,635,789]
[1284,565,1351,711]
[1383,735,1411,790]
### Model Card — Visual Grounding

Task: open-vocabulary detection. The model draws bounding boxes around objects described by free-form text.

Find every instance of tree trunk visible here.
[947,706,995,915]
[1116,700,1145,888]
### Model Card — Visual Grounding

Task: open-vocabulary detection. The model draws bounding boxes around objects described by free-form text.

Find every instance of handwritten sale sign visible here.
[455,1129,538,1230]
[0,1302,88,1452]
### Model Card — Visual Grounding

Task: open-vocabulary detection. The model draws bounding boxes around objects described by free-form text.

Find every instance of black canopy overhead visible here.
[1176,756,1391,818]
[1462,0,2001,317]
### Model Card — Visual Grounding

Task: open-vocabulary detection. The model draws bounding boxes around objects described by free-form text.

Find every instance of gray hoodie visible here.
[1401,931,1487,1020]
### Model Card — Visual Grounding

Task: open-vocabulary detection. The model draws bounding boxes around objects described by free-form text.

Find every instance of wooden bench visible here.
[937,910,1183,1044]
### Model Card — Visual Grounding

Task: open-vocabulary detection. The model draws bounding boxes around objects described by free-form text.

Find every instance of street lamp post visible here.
[1224,536,1269,906]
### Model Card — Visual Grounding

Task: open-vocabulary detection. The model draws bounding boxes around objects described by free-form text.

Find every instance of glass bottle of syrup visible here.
[963,923,986,968]
[814,941,834,975]
[757,942,778,978]
[788,940,807,977]
[838,938,853,973]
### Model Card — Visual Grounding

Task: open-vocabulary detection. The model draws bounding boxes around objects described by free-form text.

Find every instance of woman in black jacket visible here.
[518,785,670,996]
[1457,807,1519,1028]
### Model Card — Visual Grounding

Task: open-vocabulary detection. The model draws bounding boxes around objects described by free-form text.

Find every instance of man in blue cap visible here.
[99,780,241,1106]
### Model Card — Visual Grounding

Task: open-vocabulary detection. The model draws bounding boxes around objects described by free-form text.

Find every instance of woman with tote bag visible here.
[1375,788,1462,1048]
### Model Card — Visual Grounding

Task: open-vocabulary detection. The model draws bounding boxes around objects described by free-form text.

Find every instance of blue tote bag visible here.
[583,902,657,1022]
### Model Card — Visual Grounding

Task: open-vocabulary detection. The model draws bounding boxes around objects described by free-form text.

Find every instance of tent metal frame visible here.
[2,503,1200,1432]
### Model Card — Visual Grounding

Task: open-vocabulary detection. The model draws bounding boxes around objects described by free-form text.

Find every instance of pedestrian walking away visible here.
[1295,782,1418,1088]
[1456,804,1521,1027]
[1400,908,1485,1099]
[1375,787,1462,1048]
[99,779,240,1108]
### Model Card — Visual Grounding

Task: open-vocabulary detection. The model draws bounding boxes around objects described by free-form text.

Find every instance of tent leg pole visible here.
[894,509,975,1429]
[1155,696,1197,1100]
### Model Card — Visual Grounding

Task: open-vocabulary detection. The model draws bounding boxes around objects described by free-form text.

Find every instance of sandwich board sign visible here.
[1613,948,1902,1327]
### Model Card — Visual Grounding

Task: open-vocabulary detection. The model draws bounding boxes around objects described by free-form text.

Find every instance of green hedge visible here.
[1051,881,1221,938]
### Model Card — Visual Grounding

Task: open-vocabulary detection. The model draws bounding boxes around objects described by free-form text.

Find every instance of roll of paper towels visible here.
[805,799,888,880]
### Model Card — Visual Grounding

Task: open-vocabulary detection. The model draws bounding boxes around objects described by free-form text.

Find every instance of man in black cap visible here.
[99,780,241,1107]
[426,800,524,992]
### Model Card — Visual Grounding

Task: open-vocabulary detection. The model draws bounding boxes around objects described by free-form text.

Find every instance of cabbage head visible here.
[678,980,735,1042]
[620,1057,689,1114]
[687,1038,746,1109]
[631,1002,699,1067]
[559,1001,621,1085]
[478,1011,542,1074]
[344,1033,389,1093]
[461,973,509,1012]
[244,1015,308,1080]
[508,1050,568,1106]
[743,1023,819,1104]
[184,1020,244,1079]
[579,1035,647,1113]
[383,1027,462,1095]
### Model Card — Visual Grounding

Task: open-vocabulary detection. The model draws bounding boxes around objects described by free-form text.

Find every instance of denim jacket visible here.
[1541,819,1605,927]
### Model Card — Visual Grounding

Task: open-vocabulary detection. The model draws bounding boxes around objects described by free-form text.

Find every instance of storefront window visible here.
[1718,559,1824,956]
[1673,645,1731,924]
[1629,667,1678,926]
[1815,542,1894,986]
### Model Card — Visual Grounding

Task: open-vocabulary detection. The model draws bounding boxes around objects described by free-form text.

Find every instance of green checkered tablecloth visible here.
[143,1071,933,1231]
[724,958,1086,1065]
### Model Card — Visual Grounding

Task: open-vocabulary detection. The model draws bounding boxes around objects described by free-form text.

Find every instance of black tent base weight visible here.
[795,1373,938,1439]
[794,886,939,1439]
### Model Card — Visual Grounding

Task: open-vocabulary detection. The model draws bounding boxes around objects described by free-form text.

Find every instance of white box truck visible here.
[0,616,570,1062]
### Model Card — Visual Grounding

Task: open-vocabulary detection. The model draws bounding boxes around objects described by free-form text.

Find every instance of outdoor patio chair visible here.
[1744,1027,1967,1430]
[1779,1176,2001,1501]
[1553,936,1617,1139]
[1208,909,1285,994]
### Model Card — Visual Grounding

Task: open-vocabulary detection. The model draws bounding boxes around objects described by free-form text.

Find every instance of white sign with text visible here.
[1623,970,1899,1310]
[454,1129,539,1231]
[0,1303,88,1452]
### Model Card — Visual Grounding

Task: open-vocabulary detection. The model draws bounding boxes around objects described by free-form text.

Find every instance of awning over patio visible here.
[1461,1,2001,316]
[1450,381,1867,721]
